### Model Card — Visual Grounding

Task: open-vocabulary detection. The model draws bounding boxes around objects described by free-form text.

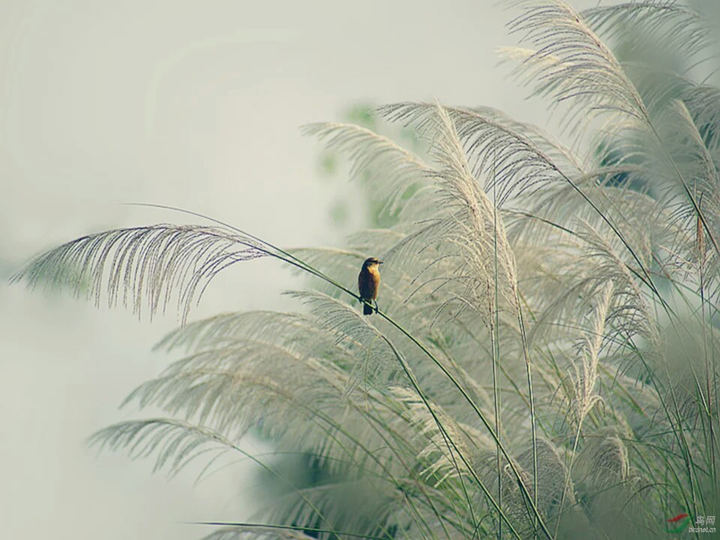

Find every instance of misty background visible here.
[0,1,602,538]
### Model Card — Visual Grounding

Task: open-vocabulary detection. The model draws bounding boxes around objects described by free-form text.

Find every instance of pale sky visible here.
[0,1,601,539]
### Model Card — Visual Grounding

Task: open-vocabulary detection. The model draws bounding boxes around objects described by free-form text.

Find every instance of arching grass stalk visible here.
[515,300,539,538]
[552,416,583,539]
[697,204,717,497]
[132,204,554,538]
[491,149,504,540]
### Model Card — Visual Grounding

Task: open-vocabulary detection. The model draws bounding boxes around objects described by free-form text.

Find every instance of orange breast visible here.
[358,267,381,300]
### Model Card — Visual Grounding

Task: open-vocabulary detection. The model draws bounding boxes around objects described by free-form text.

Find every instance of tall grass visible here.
[12,1,720,538]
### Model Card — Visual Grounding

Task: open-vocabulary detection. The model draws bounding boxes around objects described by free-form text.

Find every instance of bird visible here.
[358,257,383,315]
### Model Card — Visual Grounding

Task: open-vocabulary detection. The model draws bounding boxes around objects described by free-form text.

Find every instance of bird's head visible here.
[363,257,383,269]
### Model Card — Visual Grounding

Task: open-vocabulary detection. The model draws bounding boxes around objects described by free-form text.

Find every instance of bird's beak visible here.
[379,261,384,265]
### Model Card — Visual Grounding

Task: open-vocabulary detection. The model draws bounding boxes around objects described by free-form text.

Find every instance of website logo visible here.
[665,512,716,534]
[666,513,690,534]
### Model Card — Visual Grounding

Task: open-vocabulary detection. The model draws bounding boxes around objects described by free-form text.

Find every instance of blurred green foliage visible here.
[315,103,424,231]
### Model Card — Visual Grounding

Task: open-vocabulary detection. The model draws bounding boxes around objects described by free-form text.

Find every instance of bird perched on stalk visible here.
[358,257,382,315]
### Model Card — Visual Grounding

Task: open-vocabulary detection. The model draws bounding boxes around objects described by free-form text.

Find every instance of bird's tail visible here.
[363,301,373,316]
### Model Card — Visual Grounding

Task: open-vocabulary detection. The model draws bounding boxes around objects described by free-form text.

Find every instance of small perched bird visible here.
[358,257,383,315]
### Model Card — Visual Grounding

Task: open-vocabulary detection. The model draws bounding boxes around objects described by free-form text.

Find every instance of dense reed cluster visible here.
[14,1,720,538]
